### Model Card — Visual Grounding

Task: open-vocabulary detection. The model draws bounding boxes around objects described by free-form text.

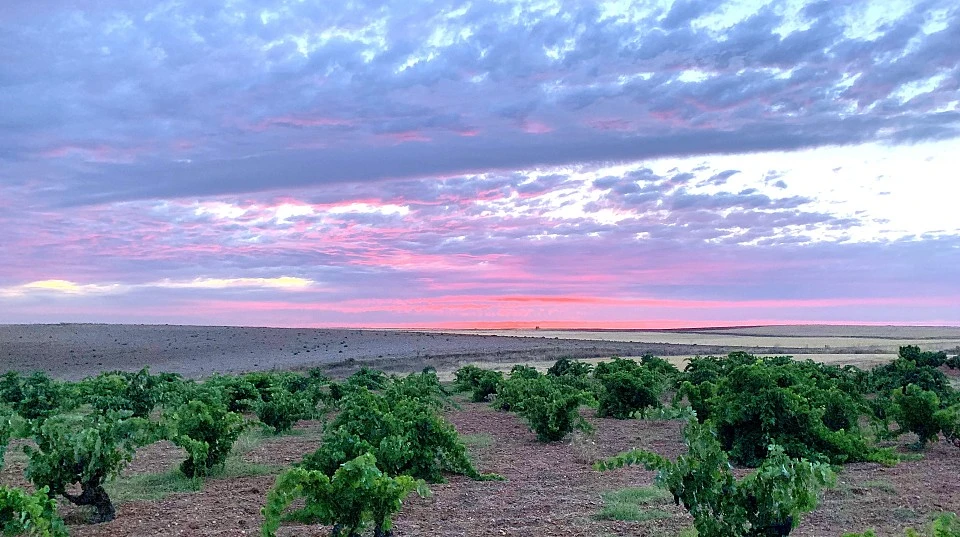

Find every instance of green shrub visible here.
[470,370,504,403]
[596,420,834,537]
[205,374,262,413]
[256,388,313,434]
[936,404,960,448]
[509,364,541,380]
[452,365,506,402]
[452,365,485,392]
[819,388,863,433]
[0,373,23,407]
[710,360,883,466]
[383,371,447,408]
[78,367,163,418]
[0,486,67,536]
[511,377,591,442]
[675,380,717,423]
[870,358,952,400]
[24,412,149,523]
[899,345,948,368]
[345,367,388,391]
[166,399,247,477]
[262,453,428,537]
[492,374,540,412]
[301,386,494,483]
[639,355,681,383]
[594,358,665,419]
[892,384,942,448]
[547,358,593,378]
[683,355,724,385]
[16,373,67,422]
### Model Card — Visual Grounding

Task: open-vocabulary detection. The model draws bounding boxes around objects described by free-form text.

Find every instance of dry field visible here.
[4,324,956,380]
[440,325,960,354]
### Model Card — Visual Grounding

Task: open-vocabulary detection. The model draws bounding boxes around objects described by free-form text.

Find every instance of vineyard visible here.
[0,346,959,536]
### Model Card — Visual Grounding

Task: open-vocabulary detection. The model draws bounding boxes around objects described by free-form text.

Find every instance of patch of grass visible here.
[892,507,919,522]
[106,469,202,503]
[861,479,897,494]
[232,425,274,456]
[3,444,31,467]
[676,528,698,537]
[213,457,281,479]
[596,486,672,522]
[461,433,494,449]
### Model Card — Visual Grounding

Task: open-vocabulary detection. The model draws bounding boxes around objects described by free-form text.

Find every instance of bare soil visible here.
[4,399,957,537]
[1,323,939,380]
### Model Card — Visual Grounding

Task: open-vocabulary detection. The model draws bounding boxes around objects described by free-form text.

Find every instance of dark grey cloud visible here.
[0,0,956,206]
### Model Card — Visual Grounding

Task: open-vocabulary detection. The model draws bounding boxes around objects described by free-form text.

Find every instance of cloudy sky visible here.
[1,0,958,328]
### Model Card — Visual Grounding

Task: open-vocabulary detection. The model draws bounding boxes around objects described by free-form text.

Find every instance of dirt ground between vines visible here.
[3,396,958,537]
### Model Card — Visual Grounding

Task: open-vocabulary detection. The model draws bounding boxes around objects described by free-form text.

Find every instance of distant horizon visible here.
[4,320,960,331]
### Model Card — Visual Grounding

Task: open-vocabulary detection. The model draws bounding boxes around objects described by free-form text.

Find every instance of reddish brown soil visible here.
[2,402,957,536]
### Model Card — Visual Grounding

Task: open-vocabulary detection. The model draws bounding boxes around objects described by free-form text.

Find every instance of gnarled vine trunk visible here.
[63,484,115,523]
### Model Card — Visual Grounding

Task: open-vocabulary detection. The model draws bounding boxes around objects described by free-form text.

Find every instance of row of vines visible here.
[0,345,957,536]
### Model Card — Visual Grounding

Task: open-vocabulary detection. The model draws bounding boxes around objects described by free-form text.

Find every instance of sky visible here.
[1,0,958,328]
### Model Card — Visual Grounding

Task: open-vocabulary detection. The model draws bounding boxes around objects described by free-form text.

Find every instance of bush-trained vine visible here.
[166,399,247,478]
[596,420,835,537]
[0,486,67,537]
[255,388,313,434]
[383,370,448,409]
[897,345,948,368]
[78,368,163,418]
[509,376,592,442]
[891,384,943,448]
[508,364,541,380]
[301,386,497,483]
[262,453,429,537]
[868,357,952,401]
[345,367,389,391]
[24,411,149,523]
[594,357,665,419]
[674,380,717,423]
[472,370,505,403]
[709,359,889,466]
[453,365,506,402]
[205,374,262,413]
[935,404,960,448]
[15,373,69,422]
[546,358,593,379]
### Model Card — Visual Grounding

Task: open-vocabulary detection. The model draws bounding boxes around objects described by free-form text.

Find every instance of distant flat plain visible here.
[1,323,957,380]
[441,325,960,353]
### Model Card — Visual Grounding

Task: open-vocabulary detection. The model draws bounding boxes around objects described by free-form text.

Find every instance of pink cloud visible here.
[36,143,149,163]
[252,115,357,130]
[379,131,432,143]
[587,119,634,131]
[521,120,553,134]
